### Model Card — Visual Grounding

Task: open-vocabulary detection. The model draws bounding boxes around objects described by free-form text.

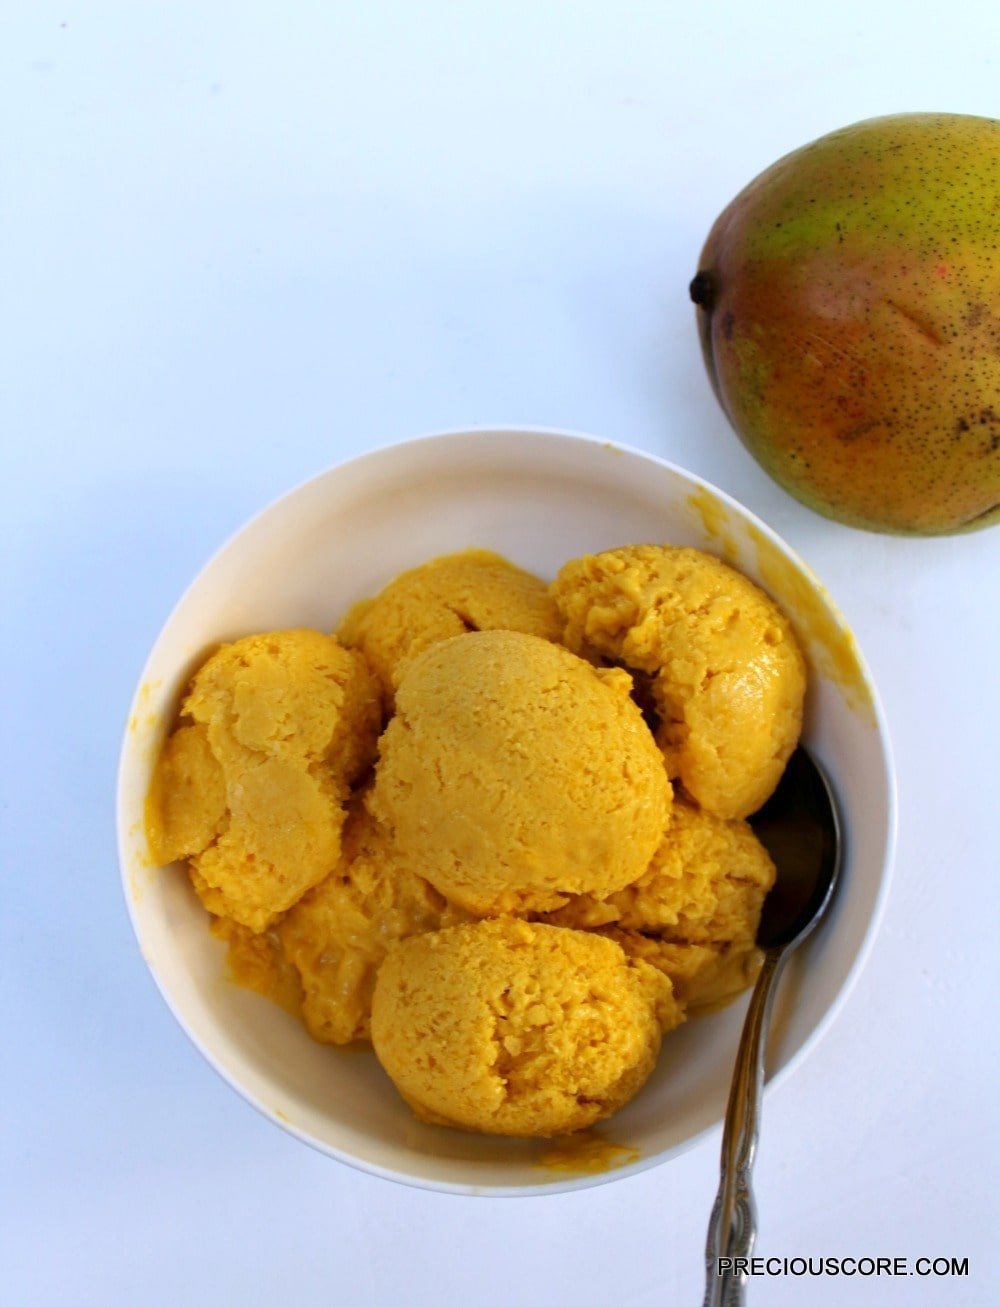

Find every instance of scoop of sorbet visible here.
[553,545,806,818]
[371,918,682,1136]
[368,629,671,915]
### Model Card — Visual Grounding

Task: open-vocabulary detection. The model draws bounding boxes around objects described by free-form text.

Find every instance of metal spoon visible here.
[703,747,842,1307]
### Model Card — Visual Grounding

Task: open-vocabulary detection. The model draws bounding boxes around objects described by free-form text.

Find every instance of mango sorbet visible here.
[339,549,561,703]
[145,724,226,861]
[603,930,765,1014]
[553,545,805,819]
[279,800,470,1045]
[538,801,774,1014]
[147,629,381,931]
[145,540,805,1138]
[369,630,672,915]
[540,799,775,938]
[371,919,683,1137]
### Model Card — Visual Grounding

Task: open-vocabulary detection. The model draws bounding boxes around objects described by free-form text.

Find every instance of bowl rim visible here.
[116,423,897,1197]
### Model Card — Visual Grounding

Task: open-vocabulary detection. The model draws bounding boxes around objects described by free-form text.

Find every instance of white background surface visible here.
[1,3,997,1304]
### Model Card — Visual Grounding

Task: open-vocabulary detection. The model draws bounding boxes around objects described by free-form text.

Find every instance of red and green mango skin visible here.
[693,113,1000,534]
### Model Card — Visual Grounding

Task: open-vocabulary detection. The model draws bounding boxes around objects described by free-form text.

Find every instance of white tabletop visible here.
[3,3,997,1304]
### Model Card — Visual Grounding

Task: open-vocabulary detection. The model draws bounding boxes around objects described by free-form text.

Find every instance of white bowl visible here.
[117,427,895,1195]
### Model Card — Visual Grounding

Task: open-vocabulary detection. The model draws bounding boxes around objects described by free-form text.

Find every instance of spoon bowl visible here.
[750,747,842,951]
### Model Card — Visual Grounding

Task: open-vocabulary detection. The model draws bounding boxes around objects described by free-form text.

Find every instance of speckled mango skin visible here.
[693,114,1000,535]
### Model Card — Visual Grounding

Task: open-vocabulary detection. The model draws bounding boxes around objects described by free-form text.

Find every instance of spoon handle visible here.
[702,948,788,1307]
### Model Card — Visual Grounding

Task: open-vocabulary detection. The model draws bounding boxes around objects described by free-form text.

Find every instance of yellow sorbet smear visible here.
[278,800,471,1045]
[536,1129,641,1175]
[687,485,740,564]
[747,524,875,725]
[145,629,381,931]
[369,630,672,916]
[687,487,874,725]
[371,919,683,1137]
[338,548,561,704]
[552,545,806,820]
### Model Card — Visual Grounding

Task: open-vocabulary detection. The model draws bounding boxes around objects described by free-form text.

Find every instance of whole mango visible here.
[690,113,1000,534]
